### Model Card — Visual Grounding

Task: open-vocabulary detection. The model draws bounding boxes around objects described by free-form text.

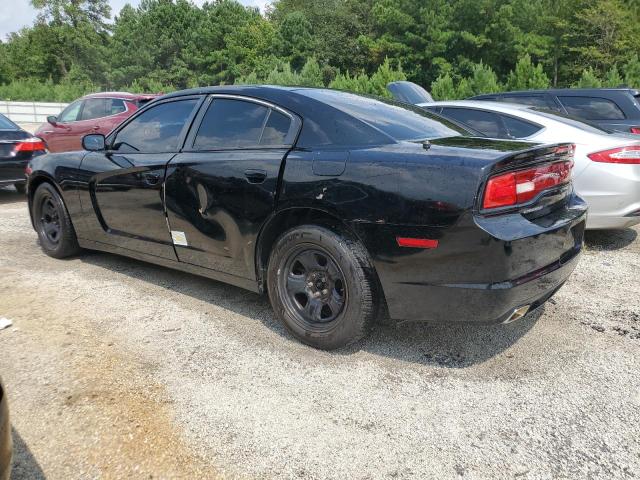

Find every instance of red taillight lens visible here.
[588,146,640,164]
[482,161,573,210]
[14,138,47,153]
[629,127,640,134]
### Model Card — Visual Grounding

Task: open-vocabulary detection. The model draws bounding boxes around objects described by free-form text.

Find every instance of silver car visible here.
[419,100,640,230]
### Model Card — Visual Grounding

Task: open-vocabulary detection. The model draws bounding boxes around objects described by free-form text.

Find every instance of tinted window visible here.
[0,114,18,130]
[501,95,553,109]
[58,101,82,122]
[194,99,271,150]
[440,108,505,138]
[531,108,611,134]
[80,98,128,121]
[558,96,625,120]
[113,99,197,153]
[302,89,467,141]
[261,110,291,145]
[500,115,541,138]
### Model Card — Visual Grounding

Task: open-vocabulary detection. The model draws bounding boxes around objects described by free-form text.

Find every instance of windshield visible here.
[302,89,468,141]
[387,81,434,105]
[531,108,612,134]
[0,114,18,130]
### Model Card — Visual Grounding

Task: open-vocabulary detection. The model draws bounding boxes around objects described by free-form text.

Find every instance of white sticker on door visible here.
[171,231,188,247]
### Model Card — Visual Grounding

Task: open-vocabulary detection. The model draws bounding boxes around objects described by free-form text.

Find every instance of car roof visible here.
[473,88,640,97]
[419,100,534,112]
[81,91,160,101]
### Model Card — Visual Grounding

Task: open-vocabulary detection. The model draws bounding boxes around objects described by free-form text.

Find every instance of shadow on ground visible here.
[585,228,637,251]
[80,250,538,368]
[11,427,46,480]
[0,186,25,206]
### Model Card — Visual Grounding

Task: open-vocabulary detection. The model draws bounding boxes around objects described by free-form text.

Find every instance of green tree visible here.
[431,73,457,100]
[573,67,603,88]
[603,65,623,88]
[505,54,550,90]
[623,54,640,88]
[468,62,502,96]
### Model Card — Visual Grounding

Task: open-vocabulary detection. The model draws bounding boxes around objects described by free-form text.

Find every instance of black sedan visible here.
[0,114,47,193]
[25,86,587,349]
[0,377,10,480]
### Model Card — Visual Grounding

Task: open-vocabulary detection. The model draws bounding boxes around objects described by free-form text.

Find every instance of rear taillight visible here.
[13,138,47,153]
[588,146,640,164]
[482,161,573,210]
[629,127,640,134]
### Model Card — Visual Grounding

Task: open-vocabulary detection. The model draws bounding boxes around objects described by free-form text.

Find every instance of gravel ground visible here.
[0,184,639,479]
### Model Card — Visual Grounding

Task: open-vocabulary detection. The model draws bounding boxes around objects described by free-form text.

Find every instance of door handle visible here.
[142,173,161,185]
[244,169,267,184]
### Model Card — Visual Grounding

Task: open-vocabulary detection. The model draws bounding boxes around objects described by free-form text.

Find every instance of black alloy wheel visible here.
[267,225,379,350]
[32,182,81,258]
[38,194,62,247]
[281,246,347,325]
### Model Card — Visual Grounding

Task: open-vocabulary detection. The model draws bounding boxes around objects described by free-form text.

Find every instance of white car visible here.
[418,100,640,230]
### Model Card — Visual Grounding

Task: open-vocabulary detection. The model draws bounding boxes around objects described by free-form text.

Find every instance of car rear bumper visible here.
[575,162,640,230]
[0,158,29,184]
[354,194,587,324]
[0,381,11,480]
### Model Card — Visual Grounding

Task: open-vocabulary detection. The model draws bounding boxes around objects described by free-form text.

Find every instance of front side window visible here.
[112,99,198,153]
[80,99,107,121]
[58,100,83,123]
[193,99,293,150]
[440,107,505,138]
[558,96,626,120]
[80,99,128,121]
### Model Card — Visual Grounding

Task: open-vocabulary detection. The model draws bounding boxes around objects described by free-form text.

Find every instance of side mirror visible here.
[46,115,58,126]
[82,134,106,152]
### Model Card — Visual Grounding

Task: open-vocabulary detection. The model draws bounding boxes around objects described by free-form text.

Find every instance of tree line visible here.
[1,0,640,102]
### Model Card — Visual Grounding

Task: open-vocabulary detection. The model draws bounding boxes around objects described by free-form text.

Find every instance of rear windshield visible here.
[530,108,612,134]
[301,89,468,141]
[0,114,18,130]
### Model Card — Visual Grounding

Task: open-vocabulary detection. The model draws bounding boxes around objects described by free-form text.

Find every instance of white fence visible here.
[0,101,68,124]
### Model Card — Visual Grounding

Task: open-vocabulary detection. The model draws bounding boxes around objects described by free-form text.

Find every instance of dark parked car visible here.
[0,113,47,193]
[34,92,159,153]
[471,88,640,134]
[26,86,586,349]
[0,377,11,480]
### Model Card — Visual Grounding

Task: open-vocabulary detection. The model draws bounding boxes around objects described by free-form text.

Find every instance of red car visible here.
[35,92,158,152]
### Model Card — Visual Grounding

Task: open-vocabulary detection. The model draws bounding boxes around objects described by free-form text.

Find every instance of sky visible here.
[0,0,270,40]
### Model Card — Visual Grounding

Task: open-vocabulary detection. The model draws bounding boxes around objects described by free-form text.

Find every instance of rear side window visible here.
[440,108,505,138]
[194,99,293,150]
[558,96,625,120]
[113,99,198,153]
[500,95,553,109]
[499,115,542,138]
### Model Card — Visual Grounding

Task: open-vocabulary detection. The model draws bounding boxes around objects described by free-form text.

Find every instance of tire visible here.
[32,182,81,258]
[14,183,26,194]
[267,225,379,350]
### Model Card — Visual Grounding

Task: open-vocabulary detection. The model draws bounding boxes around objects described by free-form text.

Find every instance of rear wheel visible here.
[32,183,81,258]
[267,225,379,350]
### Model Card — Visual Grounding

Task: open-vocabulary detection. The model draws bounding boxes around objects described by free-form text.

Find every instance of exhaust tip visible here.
[503,305,531,324]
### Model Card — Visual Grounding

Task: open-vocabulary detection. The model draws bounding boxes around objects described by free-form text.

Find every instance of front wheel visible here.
[267,225,379,350]
[32,183,81,258]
